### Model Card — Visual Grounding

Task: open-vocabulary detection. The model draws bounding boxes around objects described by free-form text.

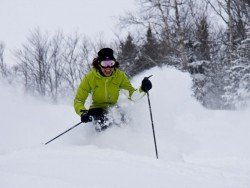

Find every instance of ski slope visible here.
[0,66,250,188]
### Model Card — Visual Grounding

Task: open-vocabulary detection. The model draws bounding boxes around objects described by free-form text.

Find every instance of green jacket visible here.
[74,68,136,116]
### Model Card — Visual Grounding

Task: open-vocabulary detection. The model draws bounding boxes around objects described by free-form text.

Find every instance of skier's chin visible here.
[105,72,112,76]
[102,69,113,76]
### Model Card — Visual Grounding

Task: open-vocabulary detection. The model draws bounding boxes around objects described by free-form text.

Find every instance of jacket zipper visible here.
[105,79,108,102]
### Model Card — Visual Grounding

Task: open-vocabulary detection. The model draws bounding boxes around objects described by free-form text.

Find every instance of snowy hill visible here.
[0,66,250,188]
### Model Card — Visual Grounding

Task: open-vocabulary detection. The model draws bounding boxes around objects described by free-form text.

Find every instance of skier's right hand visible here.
[80,110,92,123]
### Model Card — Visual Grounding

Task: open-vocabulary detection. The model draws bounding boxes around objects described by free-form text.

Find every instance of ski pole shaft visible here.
[146,91,159,159]
[45,122,82,145]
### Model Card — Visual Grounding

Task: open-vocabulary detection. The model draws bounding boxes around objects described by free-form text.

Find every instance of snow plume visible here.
[0,66,250,188]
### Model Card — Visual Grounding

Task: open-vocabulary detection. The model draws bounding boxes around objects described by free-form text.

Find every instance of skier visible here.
[74,48,152,131]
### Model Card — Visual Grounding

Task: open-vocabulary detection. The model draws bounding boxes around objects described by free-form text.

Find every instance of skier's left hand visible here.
[141,77,152,92]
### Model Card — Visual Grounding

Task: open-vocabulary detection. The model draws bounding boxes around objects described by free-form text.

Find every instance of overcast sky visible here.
[0,0,136,64]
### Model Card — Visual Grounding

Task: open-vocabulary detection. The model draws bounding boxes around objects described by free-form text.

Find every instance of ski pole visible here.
[45,121,82,145]
[144,75,158,159]
[146,91,158,159]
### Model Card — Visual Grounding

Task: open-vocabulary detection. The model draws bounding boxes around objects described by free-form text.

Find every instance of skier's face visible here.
[100,66,114,77]
[99,60,115,77]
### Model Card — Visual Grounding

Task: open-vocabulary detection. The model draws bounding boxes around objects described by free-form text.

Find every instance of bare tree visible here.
[13,28,97,102]
[48,31,64,102]
[62,33,82,93]
[77,36,93,79]
[172,0,189,68]
[206,0,249,63]
[15,28,51,96]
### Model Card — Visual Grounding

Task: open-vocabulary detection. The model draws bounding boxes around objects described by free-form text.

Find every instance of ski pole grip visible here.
[147,75,153,79]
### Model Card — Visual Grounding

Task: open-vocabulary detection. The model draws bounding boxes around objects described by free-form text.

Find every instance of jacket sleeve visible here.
[74,76,91,116]
[120,71,146,101]
[120,72,136,99]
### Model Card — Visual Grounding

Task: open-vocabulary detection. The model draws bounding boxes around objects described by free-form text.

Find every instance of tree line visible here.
[0,30,95,102]
[1,0,250,109]
[117,0,250,109]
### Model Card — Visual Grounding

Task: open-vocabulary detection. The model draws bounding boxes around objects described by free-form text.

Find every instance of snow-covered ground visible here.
[0,66,250,188]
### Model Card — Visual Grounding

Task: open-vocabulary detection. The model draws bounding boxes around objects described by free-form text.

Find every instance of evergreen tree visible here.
[117,34,138,77]
[137,26,160,73]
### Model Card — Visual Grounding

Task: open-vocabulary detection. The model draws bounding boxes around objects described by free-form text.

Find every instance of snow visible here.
[0,66,250,187]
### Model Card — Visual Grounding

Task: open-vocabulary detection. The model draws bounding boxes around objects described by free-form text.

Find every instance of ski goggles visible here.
[100,60,115,68]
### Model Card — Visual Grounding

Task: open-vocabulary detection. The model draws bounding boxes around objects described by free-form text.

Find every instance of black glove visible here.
[141,77,152,92]
[80,110,92,123]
